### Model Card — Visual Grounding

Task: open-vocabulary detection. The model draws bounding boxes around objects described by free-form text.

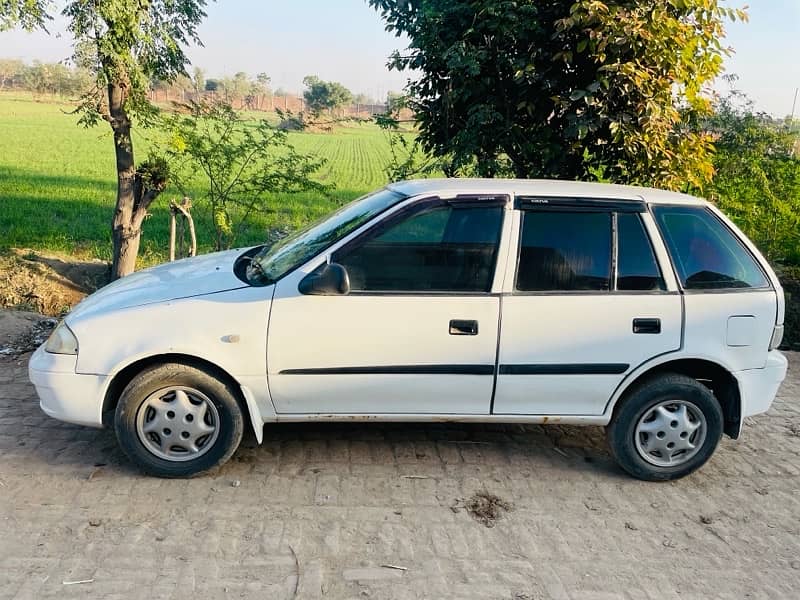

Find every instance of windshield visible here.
[247,188,406,285]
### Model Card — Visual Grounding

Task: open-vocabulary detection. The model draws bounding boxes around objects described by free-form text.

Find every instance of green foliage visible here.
[369,0,744,189]
[385,91,405,115]
[59,0,207,127]
[163,100,329,250]
[302,75,353,118]
[375,97,442,182]
[706,86,800,263]
[0,0,52,31]
[0,58,92,96]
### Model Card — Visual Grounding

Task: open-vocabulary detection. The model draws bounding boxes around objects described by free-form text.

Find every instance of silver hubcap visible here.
[634,400,707,467]
[135,386,220,462]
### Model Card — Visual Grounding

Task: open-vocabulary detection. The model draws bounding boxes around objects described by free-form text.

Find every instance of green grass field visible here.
[0,94,397,264]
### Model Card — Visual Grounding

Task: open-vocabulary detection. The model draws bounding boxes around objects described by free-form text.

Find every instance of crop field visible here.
[0,94,398,264]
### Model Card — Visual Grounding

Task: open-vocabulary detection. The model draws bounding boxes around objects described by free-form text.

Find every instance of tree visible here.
[247,72,271,110]
[369,0,745,188]
[376,93,442,182]
[192,67,205,96]
[302,75,353,118]
[0,58,23,90]
[385,91,405,115]
[163,100,328,250]
[352,92,373,108]
[22,61,53,95]
[706,83,800,262]
[1,0,208,279]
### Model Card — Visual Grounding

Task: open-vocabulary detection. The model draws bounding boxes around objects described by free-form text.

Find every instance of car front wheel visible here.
[114,362,244,477]
[607,373,723,481]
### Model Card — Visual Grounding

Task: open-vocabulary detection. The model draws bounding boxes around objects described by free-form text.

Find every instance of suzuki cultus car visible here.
[30,179,788,480]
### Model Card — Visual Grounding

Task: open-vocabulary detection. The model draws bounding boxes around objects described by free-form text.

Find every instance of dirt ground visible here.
[0,313,798,599]
[0,249,108,317]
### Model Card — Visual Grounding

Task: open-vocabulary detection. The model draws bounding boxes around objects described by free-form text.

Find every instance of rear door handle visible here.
[633,318,661,334]
[450,319,478,335]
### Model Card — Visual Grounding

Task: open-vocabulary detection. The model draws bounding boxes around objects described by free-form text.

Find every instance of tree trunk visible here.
[107,82,166,280]
[108,82,140,279]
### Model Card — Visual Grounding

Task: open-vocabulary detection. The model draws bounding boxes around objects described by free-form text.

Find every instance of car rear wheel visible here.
[607,373,723,481]
[114,363,244,477]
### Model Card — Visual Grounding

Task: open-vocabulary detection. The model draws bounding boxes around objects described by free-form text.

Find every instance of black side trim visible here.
[280,365,495,375]
[515,196,646,213]
[499,363,629,375]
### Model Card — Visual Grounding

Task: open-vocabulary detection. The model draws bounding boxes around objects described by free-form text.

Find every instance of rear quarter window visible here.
[652,206,769,290]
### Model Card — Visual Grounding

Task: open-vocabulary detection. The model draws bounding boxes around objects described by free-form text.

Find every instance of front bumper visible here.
[736,350,789,419]
[28,345,107,428]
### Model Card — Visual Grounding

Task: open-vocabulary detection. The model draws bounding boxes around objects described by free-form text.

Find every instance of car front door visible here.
[267,195,510,415]
[493,198,683,415]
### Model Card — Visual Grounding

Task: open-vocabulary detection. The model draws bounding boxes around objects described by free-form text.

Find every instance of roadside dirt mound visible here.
[0,249,109,316]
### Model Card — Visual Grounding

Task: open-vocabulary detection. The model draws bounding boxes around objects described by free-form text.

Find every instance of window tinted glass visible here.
[516,211,611,291]
[375,208,448,243]
[250,188,405,284]
[335,202,503,292]
[652,206,769,290]
[617,213,665,291]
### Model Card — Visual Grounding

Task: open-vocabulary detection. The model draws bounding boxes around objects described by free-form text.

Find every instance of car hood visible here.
[67,249,249,323]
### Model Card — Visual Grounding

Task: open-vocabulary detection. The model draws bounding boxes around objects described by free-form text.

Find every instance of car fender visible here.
[68,286,276,436]
[602,350,741,419]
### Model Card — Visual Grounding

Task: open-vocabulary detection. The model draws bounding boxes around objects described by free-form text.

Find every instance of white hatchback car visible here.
[29,179,788,480]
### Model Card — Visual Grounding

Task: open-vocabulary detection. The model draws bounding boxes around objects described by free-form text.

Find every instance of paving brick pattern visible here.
[1,353,798,599]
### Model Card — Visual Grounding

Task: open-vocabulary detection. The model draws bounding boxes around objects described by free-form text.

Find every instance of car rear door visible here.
[266,194,512,415]
[492,197,683,415]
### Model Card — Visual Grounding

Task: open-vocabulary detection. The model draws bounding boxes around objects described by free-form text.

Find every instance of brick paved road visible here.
[1,353,799,599]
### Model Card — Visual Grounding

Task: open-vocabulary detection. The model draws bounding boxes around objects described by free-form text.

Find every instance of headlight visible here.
[45,321,79,355]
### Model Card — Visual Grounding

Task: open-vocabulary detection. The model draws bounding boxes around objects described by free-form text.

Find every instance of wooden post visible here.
[168,196,196,260]
[169,208,176,262]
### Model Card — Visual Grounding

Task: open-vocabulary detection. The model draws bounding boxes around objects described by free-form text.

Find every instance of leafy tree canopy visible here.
[706,81,800,262]
[64,0,207,126]
[163,100,328,251]
[0,0,52,32]
[302,75,353,117]
[370,0,746,189]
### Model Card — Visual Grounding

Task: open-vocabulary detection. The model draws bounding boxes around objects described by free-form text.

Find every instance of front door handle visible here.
[633,318,661,334]
[450,319,478,336]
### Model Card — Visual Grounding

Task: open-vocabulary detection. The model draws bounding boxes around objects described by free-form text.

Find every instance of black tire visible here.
[114,362,244,477]
[607,373,723,481]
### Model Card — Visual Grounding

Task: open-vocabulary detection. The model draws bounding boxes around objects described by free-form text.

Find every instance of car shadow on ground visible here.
[2,355,626,480]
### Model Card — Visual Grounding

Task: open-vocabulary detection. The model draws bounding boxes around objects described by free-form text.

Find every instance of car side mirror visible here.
[298,262,350,296]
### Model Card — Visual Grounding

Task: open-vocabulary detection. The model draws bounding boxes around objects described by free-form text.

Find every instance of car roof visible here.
[387,178,706,206]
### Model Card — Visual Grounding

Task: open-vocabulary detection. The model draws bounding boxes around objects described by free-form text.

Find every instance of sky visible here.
[0,0,798,116]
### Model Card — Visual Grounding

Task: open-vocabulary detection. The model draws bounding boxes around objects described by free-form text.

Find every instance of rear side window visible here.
[652,206,769,290]
[617,213,665,291]
[516,211,611,291]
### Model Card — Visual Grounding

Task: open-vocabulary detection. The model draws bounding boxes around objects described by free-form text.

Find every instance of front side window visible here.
[248,188,406,284]
[334,200,504,292]
[617,213,666,291]
[516,211,611,291]
[652,206,769,290]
